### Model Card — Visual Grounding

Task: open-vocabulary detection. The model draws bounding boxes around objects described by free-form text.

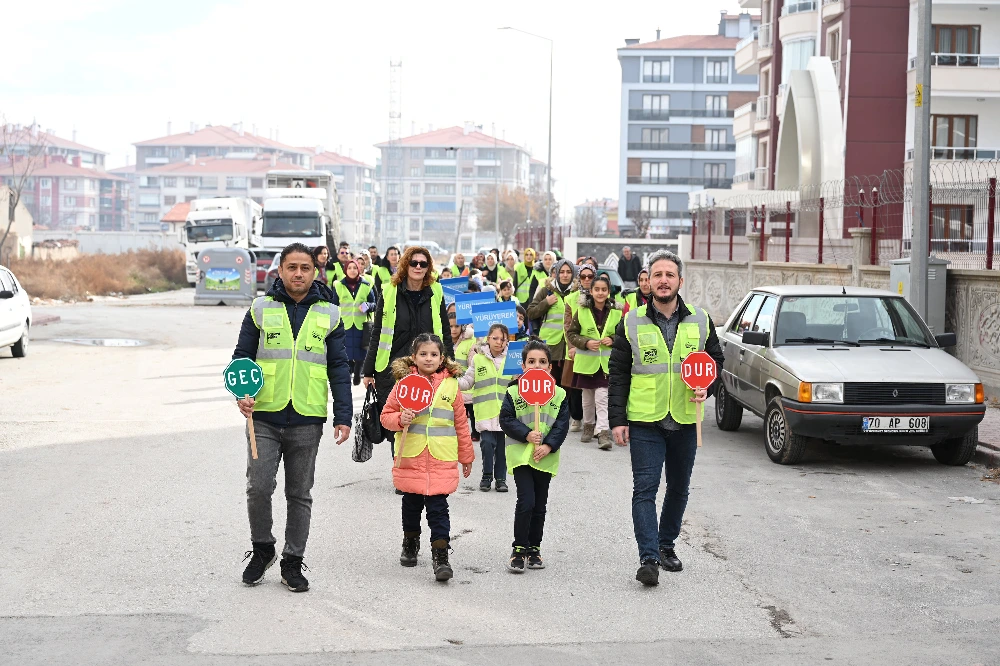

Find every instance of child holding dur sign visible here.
[381,334,474,582]
[498,340,570,573]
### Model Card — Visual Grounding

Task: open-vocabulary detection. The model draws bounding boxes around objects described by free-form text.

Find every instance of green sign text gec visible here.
[224,358,264,399]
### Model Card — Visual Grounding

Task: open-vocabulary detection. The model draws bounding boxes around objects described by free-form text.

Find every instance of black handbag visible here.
[352,385,380,462]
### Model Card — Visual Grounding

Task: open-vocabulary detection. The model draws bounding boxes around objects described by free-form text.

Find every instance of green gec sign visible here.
[224,358,264,399]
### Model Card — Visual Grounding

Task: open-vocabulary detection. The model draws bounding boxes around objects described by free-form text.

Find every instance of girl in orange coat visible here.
[381,333,474,582]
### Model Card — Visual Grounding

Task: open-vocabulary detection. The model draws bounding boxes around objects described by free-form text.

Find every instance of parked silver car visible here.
[715,285,985,465]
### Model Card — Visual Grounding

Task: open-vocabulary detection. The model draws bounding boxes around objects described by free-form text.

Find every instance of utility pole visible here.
[494,122,499,249]
[545,42,553,251]
[911,0,932,319]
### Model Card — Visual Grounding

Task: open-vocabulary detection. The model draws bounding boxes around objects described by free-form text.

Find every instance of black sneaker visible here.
[495,479,509,493]
[636,559,660,586]
[507,547,526,573]
[659,546,683,572]
[395,488,404,495]
[280,556,310,592]
[479,477,493,492]
[400,533,419,567]
[241,542,276,586]
[526,547,545,570]
[431,539,453,582]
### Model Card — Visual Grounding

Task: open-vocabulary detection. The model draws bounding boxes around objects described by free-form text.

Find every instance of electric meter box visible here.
[888,257,948,334]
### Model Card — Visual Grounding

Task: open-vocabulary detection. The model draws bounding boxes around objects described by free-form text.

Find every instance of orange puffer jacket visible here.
[381,360,475,496]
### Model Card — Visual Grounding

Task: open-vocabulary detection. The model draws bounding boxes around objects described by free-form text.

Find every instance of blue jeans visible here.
[479,430,507,481]
[629,424,698,564]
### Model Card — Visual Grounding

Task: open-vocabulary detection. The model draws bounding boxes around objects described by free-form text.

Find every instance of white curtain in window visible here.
[781,39,816,84]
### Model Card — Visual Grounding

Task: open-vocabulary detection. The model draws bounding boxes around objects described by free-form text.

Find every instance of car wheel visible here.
[930,426,978,466]
[11,325,28,358]
[764,396,808,464]
[715,382,743,431]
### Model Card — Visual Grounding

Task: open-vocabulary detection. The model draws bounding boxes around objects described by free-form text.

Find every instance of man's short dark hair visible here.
[369,245,378,251]
[339,241,350,249]
[280,243,315,267]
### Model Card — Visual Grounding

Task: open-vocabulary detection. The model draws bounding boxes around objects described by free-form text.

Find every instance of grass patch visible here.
[9,249,187,300]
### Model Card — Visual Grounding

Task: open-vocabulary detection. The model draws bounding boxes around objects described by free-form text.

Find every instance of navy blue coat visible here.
[498,379,570,453]
[232,278,353,427]
[329,277,376,362]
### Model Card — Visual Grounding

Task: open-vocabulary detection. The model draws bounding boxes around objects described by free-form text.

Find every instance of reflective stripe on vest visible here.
[249,296,341,417]
[397,377,459,461]
[454,337,475,372]
[574,306,623,376]
[375,282,444,372]
[470,354,514,421]
[333,279,372,330]
[537,290,565,347]
[514,263,530,302]
[623,303,709,424]
[504,384,566,476]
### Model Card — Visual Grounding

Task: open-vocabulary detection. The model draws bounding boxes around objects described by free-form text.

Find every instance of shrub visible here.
[8,249,188,300]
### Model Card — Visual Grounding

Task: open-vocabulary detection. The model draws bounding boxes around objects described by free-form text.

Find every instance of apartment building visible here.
[309,149,377,246]
[130,124,313,227]
[133,156,303,231]
[375,124,536,251]
[617,12,760,237]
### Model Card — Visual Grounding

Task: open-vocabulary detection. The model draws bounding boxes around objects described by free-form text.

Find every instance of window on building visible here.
[932,115,978,157]
[643,59,670,83]
[781,39,816,83]
[641,94,669,117]
[410,218,421,232]
[387,183,399,195]
[141,212,158,222]
[934,25,980,65]
[736,136,757,177]
[386,217,398,231]
[139,176,158,187]
[425,184,455,195]
[39,178,51,189]
[706,129,727,148]
[706,59,729,84]
[411,183,421,195]
[478,166,497,178]
[250,178,264,188]
[931,204,974,250]
[639,195,669,216]
[64,178,78,190]
[410,202,420,212]
[185,196,198,202]
[704,163,728,186]
[411,149,422,158]
[462,166,474,178]
[363,182,373,192]
[200,176,218,188]
[138,194,159,206]
[462,184,473,196]
[40,195,51,206]
[705,95,728,116]
[425,165,456,176]
[163,177,177,187]
[64,196,76,206]
[387,166,400,177]
[478,184,494,195]
[164,195,176,206]
[479,149,496,160]
[169,147,183,158]
[182,177,197,188]
[462,149,475,159]
[640,162,668,183]
[410,166,421,177]
[640,128,669,146]
[386,201,399,213]
[827,28,841,62]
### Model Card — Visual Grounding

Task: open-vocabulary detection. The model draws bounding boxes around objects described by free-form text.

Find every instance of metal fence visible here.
[689,160,1000,270]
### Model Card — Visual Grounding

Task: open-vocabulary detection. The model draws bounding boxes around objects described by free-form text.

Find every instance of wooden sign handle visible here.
[696,401,703,448]
[534,404,540,433]
[246,394,258,460]
[394,425,409,469]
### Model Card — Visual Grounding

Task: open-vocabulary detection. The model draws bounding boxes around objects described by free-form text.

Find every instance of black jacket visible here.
[608,294,726,429]
[618,255,643,282]
[499,379,570,452]
[362,282,454,377]
[232,278,353,427]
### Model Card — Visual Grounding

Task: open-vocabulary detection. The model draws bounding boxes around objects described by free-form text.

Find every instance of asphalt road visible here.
[1,291,998,665]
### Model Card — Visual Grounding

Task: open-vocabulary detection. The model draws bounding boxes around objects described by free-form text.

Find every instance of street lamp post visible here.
[499,26,553,251]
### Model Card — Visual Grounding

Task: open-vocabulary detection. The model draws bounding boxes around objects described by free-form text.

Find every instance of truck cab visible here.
[182,198,262,285]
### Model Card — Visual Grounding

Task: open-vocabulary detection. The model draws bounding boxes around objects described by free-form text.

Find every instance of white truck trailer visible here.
[181,197,262,285]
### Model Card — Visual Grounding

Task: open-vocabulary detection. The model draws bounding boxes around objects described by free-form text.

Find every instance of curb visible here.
[974,441,1000,468]
[33,315,61,326]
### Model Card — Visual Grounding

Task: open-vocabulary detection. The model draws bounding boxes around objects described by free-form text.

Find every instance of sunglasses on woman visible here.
[409,260,429,268]
[580,273,594,280]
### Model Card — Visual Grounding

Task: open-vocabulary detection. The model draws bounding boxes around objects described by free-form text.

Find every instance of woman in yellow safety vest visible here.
[566,273,621,451]
[372,246,400,295]
[526,257,577,388]
[449,309,480,443]
[458,323,514,493]
[525,250,555,304]
[381,333,474,582]
[311,246,331,286]
[331,259,375,386]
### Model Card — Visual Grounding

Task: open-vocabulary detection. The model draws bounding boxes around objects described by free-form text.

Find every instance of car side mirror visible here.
[935,332,957,348]
[0,290,13,300]
[742,330,769,346]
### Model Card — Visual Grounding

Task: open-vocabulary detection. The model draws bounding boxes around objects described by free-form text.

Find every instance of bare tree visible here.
[474,185,559,248]
[1,120,47,252]
[573,205,603,237]
[626,209,653,239]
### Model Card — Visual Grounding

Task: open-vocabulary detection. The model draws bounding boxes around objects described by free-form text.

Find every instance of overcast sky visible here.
[4,0,743,212]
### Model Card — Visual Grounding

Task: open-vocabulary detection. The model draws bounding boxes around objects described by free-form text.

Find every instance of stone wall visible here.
[946,269,1000,393]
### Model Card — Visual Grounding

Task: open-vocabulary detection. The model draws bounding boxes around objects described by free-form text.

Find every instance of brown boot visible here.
[597,430,613,450]
[569,419,582,432]
[581,423,595,442]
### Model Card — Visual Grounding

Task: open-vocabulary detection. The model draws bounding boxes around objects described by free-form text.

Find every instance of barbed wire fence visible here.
[690,160,999,271]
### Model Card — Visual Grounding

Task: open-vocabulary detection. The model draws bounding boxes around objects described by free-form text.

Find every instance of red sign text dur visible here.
[519,368,556,406]
[397,374,435,412]
[680,351,717,391]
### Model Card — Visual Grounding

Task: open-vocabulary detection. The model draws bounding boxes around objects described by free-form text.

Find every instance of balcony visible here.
[628,108,736,120]
[822,0,843,21]
[732,170,756,190]
[753,166,770,190]
[905,146,1000,161]
[755,95,771,133]
[627,142,736,152]
[733,102,757,138]
[758,23,773,58]
[626,176,734,188]
[780,1,817,41]
[735,31,759,75]
[906,53,1000,98]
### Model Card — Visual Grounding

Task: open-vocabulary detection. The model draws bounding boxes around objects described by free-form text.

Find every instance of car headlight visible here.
[946,383,975,404]
[799,382,843,403]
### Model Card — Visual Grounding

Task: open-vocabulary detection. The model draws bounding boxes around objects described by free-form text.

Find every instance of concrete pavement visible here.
[1,293,998,664]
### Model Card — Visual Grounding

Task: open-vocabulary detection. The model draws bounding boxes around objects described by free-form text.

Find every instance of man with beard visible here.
[607,250,725,587]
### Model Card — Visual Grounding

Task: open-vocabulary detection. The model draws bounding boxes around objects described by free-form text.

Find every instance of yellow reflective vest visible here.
[333,278,372,330]
[250,296,341,417]
[623,303,710,425]
[374,281,444,372]
[454,336,475,373]
[573,306,623,375]
[397,377,459,461]
[504,384,566,476]
[471,353,515,422]
[537,290,566,348]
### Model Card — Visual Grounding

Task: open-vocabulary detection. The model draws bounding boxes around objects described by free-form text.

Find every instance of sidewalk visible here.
[976,404,1000,467]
